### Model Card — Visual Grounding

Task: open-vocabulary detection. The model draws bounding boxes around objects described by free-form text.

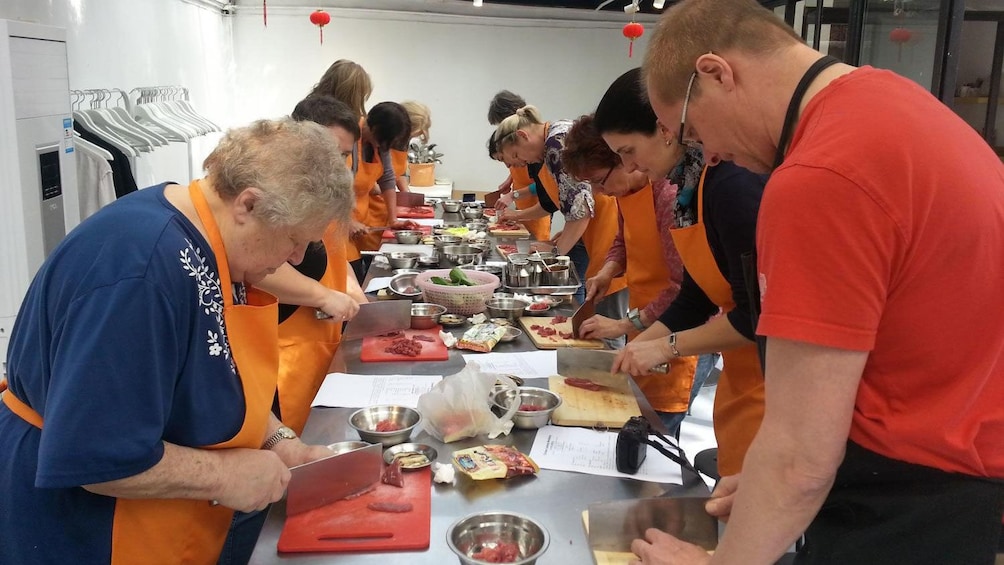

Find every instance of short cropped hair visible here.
[366,102,412,152]
[644,0,801,104]
[594,68,659,136]
[291,95,361,141]
[488,90,527,125]
[561,114,621,181]
[203,118,353,229]
[310,59,373,119]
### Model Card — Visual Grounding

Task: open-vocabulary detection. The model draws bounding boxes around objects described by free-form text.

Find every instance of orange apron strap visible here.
[1,381,44,429]
[188,181,234,307]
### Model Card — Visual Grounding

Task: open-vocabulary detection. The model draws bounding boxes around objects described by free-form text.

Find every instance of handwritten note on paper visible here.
[462,351,558,378]
[311,373,442,409]
[528,425,683,484]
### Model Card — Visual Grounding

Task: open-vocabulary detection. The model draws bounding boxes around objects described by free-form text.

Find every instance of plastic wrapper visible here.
[417,362,519,443]
[452,445,540,480]
[457,323,507,353]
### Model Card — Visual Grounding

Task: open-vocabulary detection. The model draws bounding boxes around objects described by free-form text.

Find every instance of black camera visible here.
[615,416,653,474]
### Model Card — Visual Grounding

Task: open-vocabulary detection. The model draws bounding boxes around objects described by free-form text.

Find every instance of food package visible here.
[452,445,540,480]
[457,323,507,353]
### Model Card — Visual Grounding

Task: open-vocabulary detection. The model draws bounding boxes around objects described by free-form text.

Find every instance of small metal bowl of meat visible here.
[327,441,371,455]
[383,443,438,470]
[492,387,561,429]
[393,230,423,244]
[348,405,422,447]
[498,327,523,343]
[386,252,421,270]
[389,273,423,300]
[411,302,447,329]
[447,511,550,565]
[484,297,531,323]
[523,300,552,317]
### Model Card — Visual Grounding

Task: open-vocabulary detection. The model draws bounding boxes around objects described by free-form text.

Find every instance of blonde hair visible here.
[401,100,431,143]
[203,118,353,229]
[310,59,373,119]
[493,105,544,150]
[643,0,802,104]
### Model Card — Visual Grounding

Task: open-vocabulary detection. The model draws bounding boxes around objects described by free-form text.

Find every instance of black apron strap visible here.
[772,55,841,171]
[740,249,766,373]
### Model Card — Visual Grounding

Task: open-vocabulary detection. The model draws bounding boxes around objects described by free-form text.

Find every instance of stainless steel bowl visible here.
[434,235,464,248]
[447,511,550,565]
[442,200,462,213]
[474,265,504,278]
[417,254,441,268]
[461,207,485,220]
[492,387,561,429]
[465,221,489,232]
[383,442,438,470]
[327,441,371,455]
[348,405,422,447]
[393,230,423,244]
[386,252,421,269]
[411,302,447,329]
[442,245,482,267]
[484,297,531,322]
[389,273,423,300]
[498,327,523,343]
[393,268,422,276]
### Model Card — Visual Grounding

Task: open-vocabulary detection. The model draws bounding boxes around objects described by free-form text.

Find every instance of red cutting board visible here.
[382,225,433,239]
[396,206,435,219]
[277,467,432,553]
[359,327,449,362]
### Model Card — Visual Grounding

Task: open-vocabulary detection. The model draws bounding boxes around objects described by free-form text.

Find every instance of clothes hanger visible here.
[73,92,139,158]
[105,88,170,147]
[73,131,114,161]
[80,90,156,152]
[133,87,194,141]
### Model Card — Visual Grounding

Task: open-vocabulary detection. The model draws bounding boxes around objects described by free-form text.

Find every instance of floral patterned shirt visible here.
[543,120,595,222]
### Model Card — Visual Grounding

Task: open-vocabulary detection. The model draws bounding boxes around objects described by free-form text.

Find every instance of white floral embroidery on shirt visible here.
[179,240,235,372]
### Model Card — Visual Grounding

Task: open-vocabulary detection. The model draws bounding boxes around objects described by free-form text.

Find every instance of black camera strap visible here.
[643,428,702,482]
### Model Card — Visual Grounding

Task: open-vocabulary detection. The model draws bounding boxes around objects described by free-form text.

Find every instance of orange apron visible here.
[391,148,408,177]
[276,225,347,435]
[619,183,696,413]
[668,167,765,477]
[348,139,386,260]
[509,165,552,242]
[2,180,279,564]
[536,138,626,296]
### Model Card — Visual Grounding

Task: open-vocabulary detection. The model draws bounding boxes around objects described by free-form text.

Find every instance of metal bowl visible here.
[393,268,422,276]
[474,265,504,278]
[434,234,464,248]
[484,297,531,322]
[393,230,423,244]
[348,405,422,447]
[447,511,550,565]
[523,300,552,316]
[411,302,447,329]
[498,327,523,343]
[442,245,482,267]
[492,387,562,429]
[439,313,467,327]
[387,252,421,269]
[327,441,371,455]
[383,442,438,470]
[389,273,423,300]
[461,207,485,220]
[465,221,489,232]
[417,254,441,268]
[442,200,462,213]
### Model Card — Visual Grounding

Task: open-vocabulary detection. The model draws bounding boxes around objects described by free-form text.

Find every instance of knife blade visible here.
[286,443,383,516]
[396,191,427,207]
[325,300,412,341]
[571,298,597,339]
[484,189,502,208]
[587,496,717,552]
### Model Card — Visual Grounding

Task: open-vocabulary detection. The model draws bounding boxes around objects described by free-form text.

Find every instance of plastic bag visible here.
[417,362,519,443]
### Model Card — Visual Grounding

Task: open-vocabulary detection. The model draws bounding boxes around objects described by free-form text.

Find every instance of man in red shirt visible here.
[634,0,1004,563]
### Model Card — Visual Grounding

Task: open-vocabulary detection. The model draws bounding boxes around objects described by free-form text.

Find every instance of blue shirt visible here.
[1,183,247,563]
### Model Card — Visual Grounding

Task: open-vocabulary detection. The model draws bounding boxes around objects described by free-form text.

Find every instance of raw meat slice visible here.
[366,501,413,513]
[381,459,405,488]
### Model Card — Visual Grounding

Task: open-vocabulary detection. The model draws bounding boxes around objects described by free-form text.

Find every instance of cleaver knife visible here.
[570,298,596,339]
[587,496,717,552]
[318,300,413,341]
[286,443,383,516]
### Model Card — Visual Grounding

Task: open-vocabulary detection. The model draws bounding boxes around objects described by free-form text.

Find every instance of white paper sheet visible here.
[364,276,394,293]
[311,373,442,408]
[462,351,558,378]
[529,425,683,484]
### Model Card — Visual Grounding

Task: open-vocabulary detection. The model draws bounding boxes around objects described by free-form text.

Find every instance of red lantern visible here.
[263,0,267,27]
[623,21,644,58]
[889,27,913,62]
[309,10,331,45]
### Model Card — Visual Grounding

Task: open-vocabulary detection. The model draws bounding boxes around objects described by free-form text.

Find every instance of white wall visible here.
[231,8,652,193]
[0,0,234,186]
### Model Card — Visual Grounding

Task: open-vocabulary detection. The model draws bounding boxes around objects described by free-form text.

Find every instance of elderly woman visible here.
[494,105,625,303]
[0,119,352,564]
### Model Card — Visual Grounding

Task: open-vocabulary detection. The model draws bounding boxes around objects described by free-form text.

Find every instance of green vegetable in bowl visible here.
[431,276,456,286]
[449,268,476,286]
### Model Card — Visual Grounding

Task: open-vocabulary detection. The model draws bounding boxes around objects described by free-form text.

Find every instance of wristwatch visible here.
[512,189,520,200]
[262,425,297,450]
[667,332,682,357]
[627,308,646,331]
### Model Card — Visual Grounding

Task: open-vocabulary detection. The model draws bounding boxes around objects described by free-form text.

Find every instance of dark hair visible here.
[487,132,499,160]
[594,68,658,136]
[366,101,412,152]
[488,90,527,125]
[291,95,361,140]
[561,114,621,181]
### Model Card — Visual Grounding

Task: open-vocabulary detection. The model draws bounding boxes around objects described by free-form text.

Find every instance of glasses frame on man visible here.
[677,72,703,149]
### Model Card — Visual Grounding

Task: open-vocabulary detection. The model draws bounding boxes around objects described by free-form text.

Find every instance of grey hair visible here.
[493,105,544,150]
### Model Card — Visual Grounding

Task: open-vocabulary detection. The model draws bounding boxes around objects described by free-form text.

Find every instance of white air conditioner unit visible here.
[0,20,79,368]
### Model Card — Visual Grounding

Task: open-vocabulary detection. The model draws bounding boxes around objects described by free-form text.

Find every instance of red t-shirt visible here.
[757,67,1004,478]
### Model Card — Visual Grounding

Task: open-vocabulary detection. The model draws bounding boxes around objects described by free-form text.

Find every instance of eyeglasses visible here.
[595,164,616,186]
[677,71,702,149]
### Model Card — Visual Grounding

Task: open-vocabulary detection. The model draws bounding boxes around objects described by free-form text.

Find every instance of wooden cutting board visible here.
[582,511,635,565]
[518,316,606,350]
[548,372,641,428]
[278,467,432,553]
[359,327,449,362]
[489,225,531,237]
